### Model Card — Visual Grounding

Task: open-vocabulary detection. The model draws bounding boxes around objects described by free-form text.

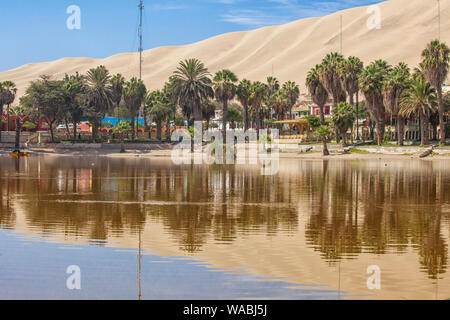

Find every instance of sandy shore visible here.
[1,146,449,161]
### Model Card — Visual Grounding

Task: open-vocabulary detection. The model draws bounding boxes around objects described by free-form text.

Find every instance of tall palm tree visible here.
[306,65,329,125]
[172,59,214,125]
[359,60,392,146]
[331,102,355,147]
[236,79,252,131]
[146,90,171,141]
[63,73,85,140]
[84,66,113,140]
[400,78,437,146]
[213,69,238,144]
[339,56,363,107]
[269,90,289,120]
[382,62,411,145]
[282,81,300,122]
[319,52,346,108]
[248,81,267,136]
[111,74,125,119]
[123,77,147,141]
[1,81,17,133]
[421,40,450,144]
[266,76,280,97]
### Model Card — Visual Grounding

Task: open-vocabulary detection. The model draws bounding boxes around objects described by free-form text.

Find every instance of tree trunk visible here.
[437,88,446,144]
[156,122,162,141]
[340,128,348,147]
[165,118,171,141]
[322,138,330,156]
[222,99,228,145]
[131,117,136,141]
[15,117,21,149]
[49,121,55,143]
[120,134,125,153]
[7,104,10,132]
[355,92,360,140]
[376,119,384,147]
[397,116,404,146]
[0,104,3,142]
[73,119,78,141]
[319,105,326,125]
[421,112,430,145]
[244,104,249,132]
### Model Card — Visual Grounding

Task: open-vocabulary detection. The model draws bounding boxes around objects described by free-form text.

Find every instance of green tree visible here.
[331,102,355,147]
[123,77,147,141]
[112,121,131,153]
[84,66,113,141]
[8,105,26,149]
[236,79,252,131]
[282,81,300,123]
[21,76,65,143]
[266,76,280,98]
[316,125,333,156]
[146,90,171,141]
[0,81,17,133]
[319,52,346,108]
[248,81,267,135]
[227,103,243,129]
[63,73,85,140]
[421,40,450,144]
[400,78,437,145]
[269,89,289,120]
[382,62,411,145]
[172,58,214,125]
[213,69,238,144]
[306,65,329,125]
[359,60,392,146]
[111,74,125,119]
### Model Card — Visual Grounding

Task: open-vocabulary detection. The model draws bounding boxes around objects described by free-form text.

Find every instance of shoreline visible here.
[1,146,449,161]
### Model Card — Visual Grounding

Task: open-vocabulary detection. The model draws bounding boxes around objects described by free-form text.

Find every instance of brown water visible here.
[0,156,449,300]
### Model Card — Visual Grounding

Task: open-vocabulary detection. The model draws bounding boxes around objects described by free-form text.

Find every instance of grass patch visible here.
[349,148,371,154]
[402,153,415,156]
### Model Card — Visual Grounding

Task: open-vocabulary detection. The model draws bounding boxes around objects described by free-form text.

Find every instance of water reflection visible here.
[0,156,449,291]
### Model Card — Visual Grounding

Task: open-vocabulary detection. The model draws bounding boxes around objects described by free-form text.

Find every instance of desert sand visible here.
[0,0,449,98]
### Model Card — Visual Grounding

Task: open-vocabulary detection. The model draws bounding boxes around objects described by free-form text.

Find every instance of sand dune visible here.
[1,0,449,98]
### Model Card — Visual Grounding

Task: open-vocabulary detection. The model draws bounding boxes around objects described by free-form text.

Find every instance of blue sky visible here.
[0,0,382,72]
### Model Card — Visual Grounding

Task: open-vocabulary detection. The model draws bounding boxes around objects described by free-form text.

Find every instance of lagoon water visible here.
[0,156,449,300]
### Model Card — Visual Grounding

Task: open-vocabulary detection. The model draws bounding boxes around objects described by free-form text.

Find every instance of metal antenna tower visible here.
[138,0,144,80]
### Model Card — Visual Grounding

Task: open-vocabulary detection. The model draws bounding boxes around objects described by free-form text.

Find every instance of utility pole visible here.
[138,0,144,80]
[340,15,343,54]
[438,0,441,41]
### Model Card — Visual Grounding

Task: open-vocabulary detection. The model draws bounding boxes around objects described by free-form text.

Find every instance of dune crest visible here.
[1,0,448,97]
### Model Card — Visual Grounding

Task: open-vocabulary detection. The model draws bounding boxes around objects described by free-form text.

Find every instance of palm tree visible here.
[84,66,113,141]
[236,79,252,131]
[162,79,177,141]
[146,90,171,141]
[227,103,243,129]
[319,52,346,108]
[248,81,267,136]
[382,62,411,145]
[421,40,450,144]
[339,56,363,107]
[63,73,84,140]
[111,74,125,119]
[123,77,147,141]
[306,65,329,125]
[316,125,333,156]
[112,121,131,153]
[8,105,25,149]
[331,102,355,147]
[282,81,300,121]
[202,99,217,130]
[1,81,17,133]
[213,69,238,144]
[282,81,300,135]
[266,76,280,97]
[400,78,437,145]
[268,90,289,121]
[172,58,214,126]
[359,60,392,146]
